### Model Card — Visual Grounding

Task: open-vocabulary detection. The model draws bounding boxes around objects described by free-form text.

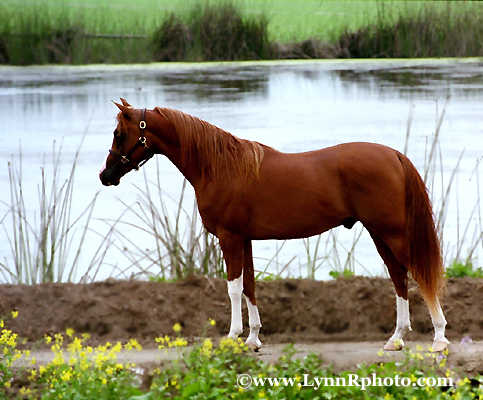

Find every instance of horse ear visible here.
[112,100,134,120]
[120,98,132,107]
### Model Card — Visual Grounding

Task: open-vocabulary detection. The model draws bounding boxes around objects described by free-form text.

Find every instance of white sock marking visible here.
[227,274,243,338]
[387,295,411,346]
[428,298,449,344]
[244,295,262,348]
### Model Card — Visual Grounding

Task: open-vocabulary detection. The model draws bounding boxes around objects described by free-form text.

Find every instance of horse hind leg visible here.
[427,297,449,352]
[242,240,262,351]
[370,233,412,351]
[371,231,449,352]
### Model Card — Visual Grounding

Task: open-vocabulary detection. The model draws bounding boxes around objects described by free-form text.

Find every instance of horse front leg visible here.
[242,240,262,351]
[219,232,245,339]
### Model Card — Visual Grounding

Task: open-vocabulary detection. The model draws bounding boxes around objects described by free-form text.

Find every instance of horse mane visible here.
[155,107,265,182]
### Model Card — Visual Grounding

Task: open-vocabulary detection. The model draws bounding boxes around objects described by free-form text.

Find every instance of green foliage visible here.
[1,314,483,399]
[1,1,483,64]
[153,2,271,62]
[329,269,355,280]
[446,260,483,279]
[338,2,483,58]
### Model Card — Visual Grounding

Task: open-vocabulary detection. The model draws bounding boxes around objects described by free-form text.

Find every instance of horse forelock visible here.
[154,107,265,182]
[116,111,129,132]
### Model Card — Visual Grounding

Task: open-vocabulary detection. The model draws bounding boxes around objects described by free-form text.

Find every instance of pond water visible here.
[1,59,482,283]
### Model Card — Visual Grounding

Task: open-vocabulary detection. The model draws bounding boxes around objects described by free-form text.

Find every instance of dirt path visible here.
[13,341,483,375]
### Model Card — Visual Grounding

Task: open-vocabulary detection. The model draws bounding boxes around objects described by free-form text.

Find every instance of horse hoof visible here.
[383,339,404,351]
[245,338,262,352]
[431,340,450,352]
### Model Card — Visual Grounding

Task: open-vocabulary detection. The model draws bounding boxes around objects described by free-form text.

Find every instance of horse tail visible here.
[398,151,444,313]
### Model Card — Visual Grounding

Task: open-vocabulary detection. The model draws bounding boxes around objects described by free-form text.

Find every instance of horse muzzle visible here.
[99,168,121,186]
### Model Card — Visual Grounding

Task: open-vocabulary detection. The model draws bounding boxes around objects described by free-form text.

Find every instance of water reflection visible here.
[335,63,483,99]
[0,60,482,283]
[156,66,269,102]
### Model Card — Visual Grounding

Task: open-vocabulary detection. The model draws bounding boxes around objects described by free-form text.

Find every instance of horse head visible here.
[99,98,153,186]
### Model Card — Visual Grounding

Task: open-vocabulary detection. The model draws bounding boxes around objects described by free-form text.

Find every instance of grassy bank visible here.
[1,1,482,64]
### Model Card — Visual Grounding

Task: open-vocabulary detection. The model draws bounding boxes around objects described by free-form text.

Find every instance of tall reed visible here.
[109,160,224,281]
[337,2,483,58]
[152,2,270,62]
[0,132,111,284]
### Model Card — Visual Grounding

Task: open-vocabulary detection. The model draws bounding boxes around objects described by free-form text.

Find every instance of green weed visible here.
[446,261,483,279]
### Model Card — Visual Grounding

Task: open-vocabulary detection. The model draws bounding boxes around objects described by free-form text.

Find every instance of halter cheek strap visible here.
[109,108,154,171]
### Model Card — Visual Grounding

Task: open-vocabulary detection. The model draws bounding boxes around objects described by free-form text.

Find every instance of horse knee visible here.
[228,275,243,298]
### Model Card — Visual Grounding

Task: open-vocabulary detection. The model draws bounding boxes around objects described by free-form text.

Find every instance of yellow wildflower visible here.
[173,323,182,333]
[11,311,18,319]
[61,371,72,381]
[173,338,188,347]
[66,328,74,337]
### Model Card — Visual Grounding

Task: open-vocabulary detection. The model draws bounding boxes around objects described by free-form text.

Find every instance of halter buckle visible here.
[121,156,129,164]
[139,136,149,149]
[139,120,146,129]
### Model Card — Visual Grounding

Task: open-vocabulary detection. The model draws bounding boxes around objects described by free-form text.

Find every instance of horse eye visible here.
[113,129,123,141]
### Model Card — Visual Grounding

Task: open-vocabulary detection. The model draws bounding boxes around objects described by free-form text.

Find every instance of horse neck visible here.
[148,112,204,187]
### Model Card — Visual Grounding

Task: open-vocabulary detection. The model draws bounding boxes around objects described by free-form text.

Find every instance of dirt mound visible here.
[0,276,482,346]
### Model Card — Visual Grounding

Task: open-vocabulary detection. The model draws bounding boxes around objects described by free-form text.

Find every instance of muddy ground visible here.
[1,276,482,346]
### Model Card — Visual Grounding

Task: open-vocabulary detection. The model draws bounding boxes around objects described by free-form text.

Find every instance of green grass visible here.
[2,1,483,64]
[9,0,478,43]
[446,261,483,279]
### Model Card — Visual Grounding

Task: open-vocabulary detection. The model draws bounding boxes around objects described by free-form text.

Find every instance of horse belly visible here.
[248,170,346,240]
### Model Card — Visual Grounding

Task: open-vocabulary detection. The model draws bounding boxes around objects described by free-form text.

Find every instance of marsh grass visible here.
[2,1,483,64]
[299,98,483,280]
[109,159,224,281]
[419,98,483,272]
[0,3,153,65]
[0,130,112,284]
[338,2,483,59]
[152,2,270,62]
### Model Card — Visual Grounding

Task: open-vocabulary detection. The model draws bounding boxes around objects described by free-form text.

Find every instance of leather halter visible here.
[108,108,153,171]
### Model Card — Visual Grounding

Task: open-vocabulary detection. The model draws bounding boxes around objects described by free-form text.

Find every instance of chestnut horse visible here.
[100,99,449,352]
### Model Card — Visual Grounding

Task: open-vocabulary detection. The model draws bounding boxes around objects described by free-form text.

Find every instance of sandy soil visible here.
[1,276,483,372]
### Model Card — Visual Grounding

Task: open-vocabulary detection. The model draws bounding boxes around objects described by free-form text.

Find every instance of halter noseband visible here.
[109,108,153,171]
